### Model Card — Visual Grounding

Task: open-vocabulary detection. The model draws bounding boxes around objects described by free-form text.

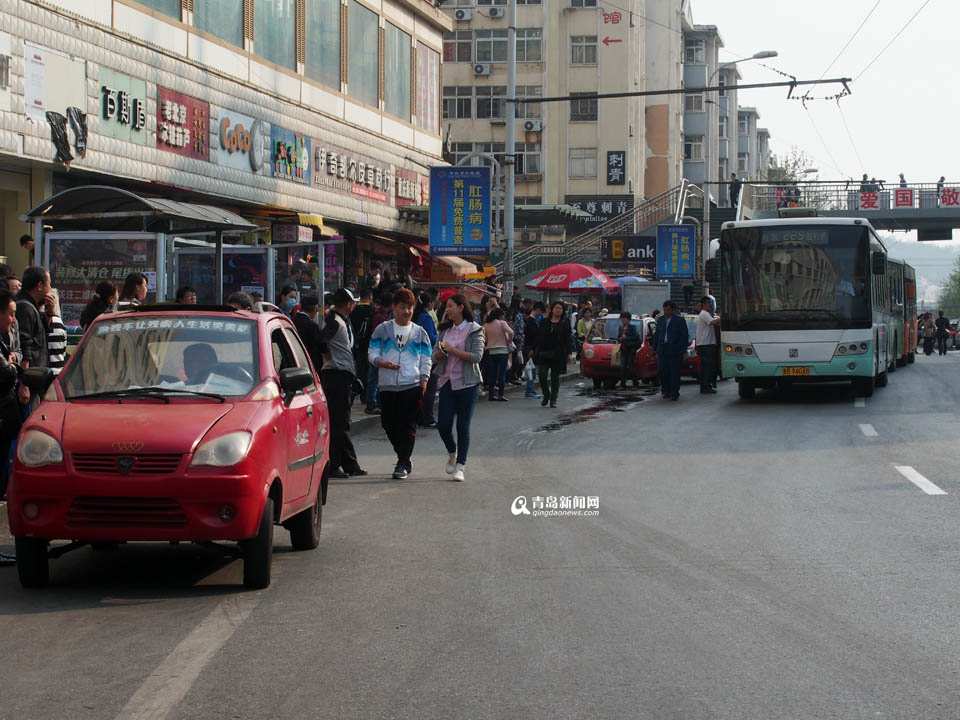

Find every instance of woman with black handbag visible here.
[534,301,572,408]
[0,290,23,500]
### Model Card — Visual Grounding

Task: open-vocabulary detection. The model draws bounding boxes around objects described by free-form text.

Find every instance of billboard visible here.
[213,106,271,175]
[429,166,491,256]
[600,234,655,265]
[656,224,696,279]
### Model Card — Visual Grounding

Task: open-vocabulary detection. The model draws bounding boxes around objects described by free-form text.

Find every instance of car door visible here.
[268,325,313,504]
[282,326,324,498]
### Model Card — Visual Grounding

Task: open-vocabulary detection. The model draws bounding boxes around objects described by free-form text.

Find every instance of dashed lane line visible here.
[859,423,878,437]
[895,466,948,495]
[854,398,865,408]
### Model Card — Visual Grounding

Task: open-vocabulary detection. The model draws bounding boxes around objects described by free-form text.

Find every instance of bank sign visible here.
[213,106,270,175]
[429,167,491,257]
[656,224,696,279]
[600,234,655,265]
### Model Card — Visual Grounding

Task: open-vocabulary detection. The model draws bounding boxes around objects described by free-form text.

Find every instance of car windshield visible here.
[60,315,259,399]
[595,318,642,340]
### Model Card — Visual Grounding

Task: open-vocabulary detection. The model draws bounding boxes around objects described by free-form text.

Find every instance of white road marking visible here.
[113,591,263,720]
[859,424,878,437]
[895,466,947,495]
[854,398,865,408]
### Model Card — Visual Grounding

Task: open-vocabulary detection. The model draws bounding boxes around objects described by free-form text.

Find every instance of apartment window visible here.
[348,1,380,107]
[718,116,727,138]
[515,196,543,205]
[443,86,472,119]
[443,31,472,63]
[475,142,505,169]
[449,142,473,166]
[440,0,473,5]
[684,135,703,161]
[515,85,542,119]
[570,92,597,122]
[718,80,726,97]
[139,0,180,20]
[738,153,748,173]
[305,0,340,88]
[477,0,508,4]
[516,29,542,62]
[517,0,542,4]
[254,0,296,69]
[684,93,704,112]
[570,35,598,65]
[719,159,728,182]
[569,148,597,178]
[738,117,748,135]
[515,142,541,175]
[385,24,411,120]
[685,39,704,63]
[570,0,597,6]
[476,86,507,119]
[417,47,440,134]
[0,54,8,89]
[476,30,508,63]
[195,0,243,48]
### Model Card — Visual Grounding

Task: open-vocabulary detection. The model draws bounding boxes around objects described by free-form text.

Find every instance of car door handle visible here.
[307,406,313,417]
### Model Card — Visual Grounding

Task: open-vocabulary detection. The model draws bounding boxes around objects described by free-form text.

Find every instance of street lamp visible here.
[702,50,777,276]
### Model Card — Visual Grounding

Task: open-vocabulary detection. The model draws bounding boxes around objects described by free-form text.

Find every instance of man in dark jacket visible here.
[729,172,742,208]
[935,310,950,356]
[523,302,544,398]
[617,312,642,390]
[293,295,324,371]
[351,287,375,405]
[16,265,50,376]
[653,300,689,401]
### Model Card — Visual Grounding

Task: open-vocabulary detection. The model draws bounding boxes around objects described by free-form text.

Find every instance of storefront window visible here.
[255,0,296,70]
[139,0,181,20]
[385,24,411,121]
[348,1,379,108]
[306,0,340,89]
[195,0,244,48]
[417,47,440,134]
[324,243,344,294]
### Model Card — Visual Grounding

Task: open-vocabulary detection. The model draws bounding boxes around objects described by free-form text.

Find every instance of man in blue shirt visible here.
[653,300,689,401]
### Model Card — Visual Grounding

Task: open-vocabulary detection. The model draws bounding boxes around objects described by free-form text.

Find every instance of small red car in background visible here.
[580,314,702,388]
[9,305,330,589]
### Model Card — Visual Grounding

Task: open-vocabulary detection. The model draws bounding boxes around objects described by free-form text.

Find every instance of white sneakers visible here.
[445,453,457,475]
[452,463,465,482]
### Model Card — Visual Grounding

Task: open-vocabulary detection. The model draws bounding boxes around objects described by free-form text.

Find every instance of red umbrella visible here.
[525,263,619,293]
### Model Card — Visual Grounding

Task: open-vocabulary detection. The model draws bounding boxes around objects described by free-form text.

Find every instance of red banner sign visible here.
[156,86,210,161]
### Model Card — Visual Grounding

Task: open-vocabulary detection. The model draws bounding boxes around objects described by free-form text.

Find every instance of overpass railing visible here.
[743,181,958,214]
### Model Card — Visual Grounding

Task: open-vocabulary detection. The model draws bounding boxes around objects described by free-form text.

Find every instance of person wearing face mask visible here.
[278,285,299,317]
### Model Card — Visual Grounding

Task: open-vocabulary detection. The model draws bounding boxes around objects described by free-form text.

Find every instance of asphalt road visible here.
[2,355,960,719]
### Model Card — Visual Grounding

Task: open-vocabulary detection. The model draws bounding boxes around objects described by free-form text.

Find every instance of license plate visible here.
[782,366,810,377]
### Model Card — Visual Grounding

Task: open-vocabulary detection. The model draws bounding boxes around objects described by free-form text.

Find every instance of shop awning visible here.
[436,255,478,277]
[297,213,324,229]
[22,186,260,234]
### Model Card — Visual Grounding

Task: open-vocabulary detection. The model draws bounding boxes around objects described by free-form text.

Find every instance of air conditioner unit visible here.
[522,118,543,132]
[473,63,491,76]
[488,7,505,18]
[520,230,540,243]
[454,8,472,21]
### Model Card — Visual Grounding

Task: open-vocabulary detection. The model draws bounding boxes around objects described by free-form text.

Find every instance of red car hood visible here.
[61,402,240,454]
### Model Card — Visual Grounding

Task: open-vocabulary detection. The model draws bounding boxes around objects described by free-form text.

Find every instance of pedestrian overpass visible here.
[741,181,960,240]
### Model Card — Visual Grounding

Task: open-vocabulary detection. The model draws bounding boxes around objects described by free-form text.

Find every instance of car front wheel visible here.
[286,486,322,551]
[241,498,274,589]
[16,537,49,588]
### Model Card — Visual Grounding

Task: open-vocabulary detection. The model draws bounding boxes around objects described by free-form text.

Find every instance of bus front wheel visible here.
[854,377,874,398]
[907,351,915,364]
[737,381,755,400]
[875,368,888,388]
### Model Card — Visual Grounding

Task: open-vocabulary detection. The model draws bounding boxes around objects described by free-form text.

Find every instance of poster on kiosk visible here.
[429,167,491,257]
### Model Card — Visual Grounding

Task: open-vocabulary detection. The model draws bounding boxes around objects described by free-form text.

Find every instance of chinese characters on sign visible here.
[606,151,626,185]
[99,68,146,145]
[656,224,696,279]
[157,87,209,160]
[395,168,424,207]
[429,166,491,257]
[313,143,394,203]
[566,195,634,226]
[602,11,622,24]
[271,126,310,185]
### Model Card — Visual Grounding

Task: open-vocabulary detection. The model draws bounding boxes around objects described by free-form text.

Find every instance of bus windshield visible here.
[720,224,872,331]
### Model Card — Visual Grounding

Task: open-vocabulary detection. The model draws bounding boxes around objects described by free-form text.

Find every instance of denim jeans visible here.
[487,352,508,398]
[365,361,380,410]
[437,383,479,465]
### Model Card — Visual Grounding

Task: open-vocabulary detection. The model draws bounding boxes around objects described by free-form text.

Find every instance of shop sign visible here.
[430,166,491,257]
[0,33,11,113]
[395,168,425,207]
[214,106,270,175]
[274,225,314,243]
[156,86,210,160]
[270,126,310,185]
[99,68,147,145]
[656,224,696,279]
[24,42,86,122]
[312,142,394,203]
[606,151,626,185]
[600,234,655,265]
[565,195,634,226]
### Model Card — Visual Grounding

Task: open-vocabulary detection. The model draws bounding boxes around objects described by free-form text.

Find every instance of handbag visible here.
[502,321,516,353]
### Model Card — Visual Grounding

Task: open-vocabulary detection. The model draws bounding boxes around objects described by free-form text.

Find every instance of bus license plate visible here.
[782,366,810,377]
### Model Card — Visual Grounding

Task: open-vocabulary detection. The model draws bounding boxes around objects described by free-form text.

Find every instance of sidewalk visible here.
[350,370,580,432]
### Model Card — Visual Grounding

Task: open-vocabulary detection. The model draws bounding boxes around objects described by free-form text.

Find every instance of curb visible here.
[351,369,581,434]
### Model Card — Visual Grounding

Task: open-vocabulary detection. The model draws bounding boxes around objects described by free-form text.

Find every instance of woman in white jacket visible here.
[367,288,433,479]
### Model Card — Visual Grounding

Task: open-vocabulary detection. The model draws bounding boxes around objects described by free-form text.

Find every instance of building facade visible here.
[680,23,722,192]
[737,106,761,180]
[0,0,450,300]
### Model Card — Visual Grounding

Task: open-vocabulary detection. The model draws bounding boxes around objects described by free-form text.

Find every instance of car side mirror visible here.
[22,367,54,395]
[279,367,313,405]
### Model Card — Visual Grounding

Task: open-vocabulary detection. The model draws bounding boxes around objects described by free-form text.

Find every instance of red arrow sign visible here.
[602,36,622,46]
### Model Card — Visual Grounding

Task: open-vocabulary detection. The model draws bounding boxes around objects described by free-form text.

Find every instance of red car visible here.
[10,305,330,589]
[581,314,702,388]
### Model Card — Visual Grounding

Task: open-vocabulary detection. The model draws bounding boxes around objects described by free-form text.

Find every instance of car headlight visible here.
[687,347,697,357]
[191,431,253,467]
[17,430,63,467]
[583,348,595,359]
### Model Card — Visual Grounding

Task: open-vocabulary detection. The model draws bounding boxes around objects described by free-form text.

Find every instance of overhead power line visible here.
[803,106,848,179]
[857,0,934,79]
[836,102,867,174]
[817,0,882,85]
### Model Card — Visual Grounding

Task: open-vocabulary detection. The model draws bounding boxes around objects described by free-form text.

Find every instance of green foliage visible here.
[767,146,816,183]
[937,254,960,317]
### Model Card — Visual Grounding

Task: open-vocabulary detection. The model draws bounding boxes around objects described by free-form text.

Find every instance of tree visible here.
[937,255,960,317]
[767,146,816,183]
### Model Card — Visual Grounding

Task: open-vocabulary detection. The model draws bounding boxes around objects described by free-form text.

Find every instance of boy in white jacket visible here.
[367,288,432,479]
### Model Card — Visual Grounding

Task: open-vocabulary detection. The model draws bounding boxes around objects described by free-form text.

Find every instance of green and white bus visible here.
[719,214,911,399]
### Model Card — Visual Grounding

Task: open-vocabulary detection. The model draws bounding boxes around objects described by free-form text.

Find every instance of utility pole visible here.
[503,0,517,298]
